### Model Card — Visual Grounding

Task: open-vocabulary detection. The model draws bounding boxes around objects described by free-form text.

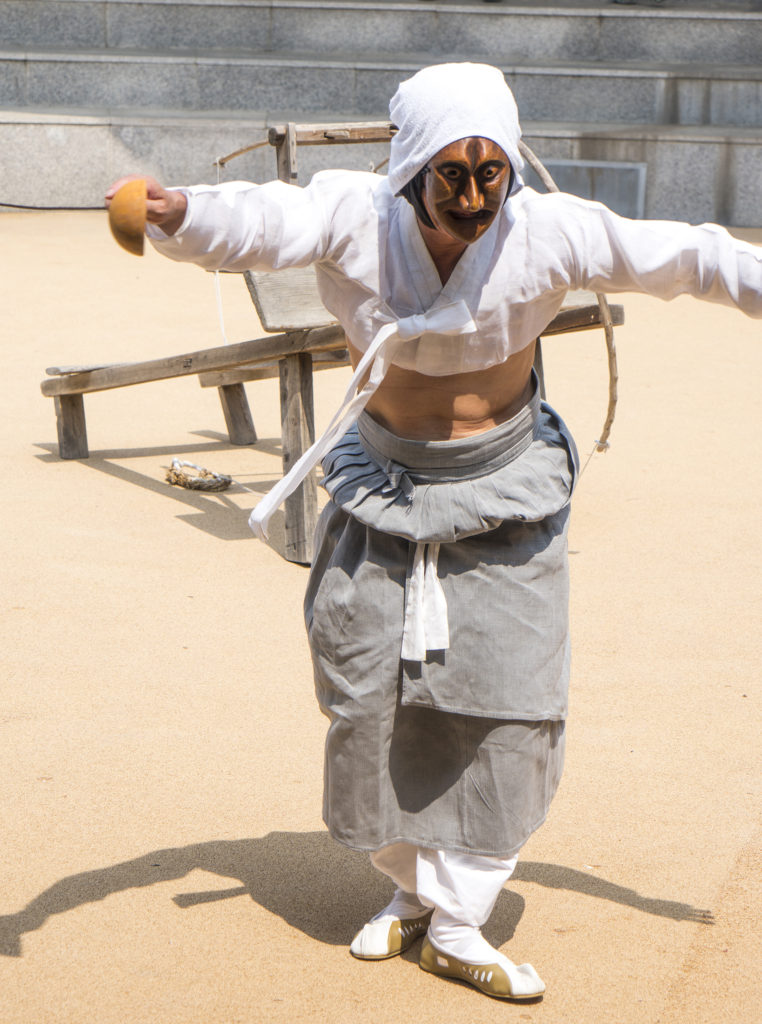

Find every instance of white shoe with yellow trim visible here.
[350,890,432,960]
[350,911,433,960]
[419,934,545,1000]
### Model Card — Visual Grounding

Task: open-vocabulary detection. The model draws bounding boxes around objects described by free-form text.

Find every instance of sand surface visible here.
[1,210,760,1023]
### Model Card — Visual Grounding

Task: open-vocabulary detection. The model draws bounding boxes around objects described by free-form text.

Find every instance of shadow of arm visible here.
[514,861,714,924]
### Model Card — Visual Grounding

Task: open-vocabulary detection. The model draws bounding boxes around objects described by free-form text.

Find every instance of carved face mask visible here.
[422,136,513,244]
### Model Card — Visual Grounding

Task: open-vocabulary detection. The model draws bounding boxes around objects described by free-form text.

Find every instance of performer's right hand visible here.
[104,175,188,236]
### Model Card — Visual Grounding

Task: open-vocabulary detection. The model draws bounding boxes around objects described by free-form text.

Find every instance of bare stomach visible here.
[347,338,537,440]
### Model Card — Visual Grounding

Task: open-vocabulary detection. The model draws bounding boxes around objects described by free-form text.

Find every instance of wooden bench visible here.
[41,269,621,561]
[40,264,348,562]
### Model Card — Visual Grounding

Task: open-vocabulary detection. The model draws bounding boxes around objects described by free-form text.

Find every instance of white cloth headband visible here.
[387,62,525,195]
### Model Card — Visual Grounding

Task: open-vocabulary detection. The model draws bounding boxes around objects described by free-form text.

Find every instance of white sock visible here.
[372,887,430,922]
[429,920,505,963]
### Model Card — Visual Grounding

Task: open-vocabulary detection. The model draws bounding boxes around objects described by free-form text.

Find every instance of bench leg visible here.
[218,383,257,445]
[279,353,317,564]
[54,394,89,459]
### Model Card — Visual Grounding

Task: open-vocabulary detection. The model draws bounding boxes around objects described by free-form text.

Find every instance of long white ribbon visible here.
[248,300,477,540]
[401,541,450,662]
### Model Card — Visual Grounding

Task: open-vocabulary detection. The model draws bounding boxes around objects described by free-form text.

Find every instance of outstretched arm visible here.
[572,199,762,318]
[105,173,339,275]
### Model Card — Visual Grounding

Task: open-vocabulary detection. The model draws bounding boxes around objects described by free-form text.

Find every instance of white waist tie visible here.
[401,541,449,662]
[248,300,477,541]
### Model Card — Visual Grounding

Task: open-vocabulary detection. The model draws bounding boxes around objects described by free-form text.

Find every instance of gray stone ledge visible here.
[5,0,760,14]
[3,2,761,64]
[3,51,760,127]
[4,49,762,80]
[2,110,759,226]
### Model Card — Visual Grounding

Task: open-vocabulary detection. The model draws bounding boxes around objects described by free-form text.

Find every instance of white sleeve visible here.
[567,197,762,318]
[146,177,332,272]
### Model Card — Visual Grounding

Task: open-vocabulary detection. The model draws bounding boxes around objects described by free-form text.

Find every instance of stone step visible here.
[2,108,759,227]
[3,49,761,127]
[3,0,761,65]
[525,121,761,227]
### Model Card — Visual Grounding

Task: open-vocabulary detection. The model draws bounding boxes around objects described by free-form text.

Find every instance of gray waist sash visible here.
[319,383,578,664]
[321,382,578,544]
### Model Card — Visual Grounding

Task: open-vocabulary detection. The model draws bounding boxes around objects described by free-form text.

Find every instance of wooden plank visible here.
[276,121,298,184]
[54,394,88,459]
[244,266,337,332]
[40,324,346,397]
[269,122,396,147]
[244,270,621,337]
[46,363,129,375]
[279,353,317,564]
[541,302,624,336]
[41,299,619,399]
[198,349,350,388]
[217,383,257,445]
[211,365,282,385]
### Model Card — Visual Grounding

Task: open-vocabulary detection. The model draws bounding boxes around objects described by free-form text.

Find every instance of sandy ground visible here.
[1,210,760,1024]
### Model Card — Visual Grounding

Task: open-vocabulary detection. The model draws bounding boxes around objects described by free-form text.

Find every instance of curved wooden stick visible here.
[519,140,619,451]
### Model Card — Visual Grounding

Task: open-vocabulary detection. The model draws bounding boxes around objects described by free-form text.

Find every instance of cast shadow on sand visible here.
[0,830,713,958]
[34,434,292,550]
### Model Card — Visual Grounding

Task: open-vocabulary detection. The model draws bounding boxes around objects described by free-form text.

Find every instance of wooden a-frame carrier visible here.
[41,122,622,563]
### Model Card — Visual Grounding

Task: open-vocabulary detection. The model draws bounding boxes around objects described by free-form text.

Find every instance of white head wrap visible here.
[387,63,525,196]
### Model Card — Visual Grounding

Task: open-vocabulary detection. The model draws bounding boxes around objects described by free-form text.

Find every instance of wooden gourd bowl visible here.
[108,178,147,256]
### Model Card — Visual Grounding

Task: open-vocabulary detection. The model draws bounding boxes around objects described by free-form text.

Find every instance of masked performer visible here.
[109,62,762,1001]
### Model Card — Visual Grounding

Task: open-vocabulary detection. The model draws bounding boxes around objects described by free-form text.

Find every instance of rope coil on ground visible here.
[166,458,232,492]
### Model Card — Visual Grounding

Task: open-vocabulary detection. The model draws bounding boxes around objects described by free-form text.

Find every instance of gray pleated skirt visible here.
[304,382,578,857]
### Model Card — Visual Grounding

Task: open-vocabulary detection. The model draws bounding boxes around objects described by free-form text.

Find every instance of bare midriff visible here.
[347,337,537,441]
[345,142,538,441]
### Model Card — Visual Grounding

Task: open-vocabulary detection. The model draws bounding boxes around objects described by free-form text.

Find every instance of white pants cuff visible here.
[370,842,519,953]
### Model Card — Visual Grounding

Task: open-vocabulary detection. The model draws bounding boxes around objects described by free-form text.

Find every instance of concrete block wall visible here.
[1,0,760,224]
